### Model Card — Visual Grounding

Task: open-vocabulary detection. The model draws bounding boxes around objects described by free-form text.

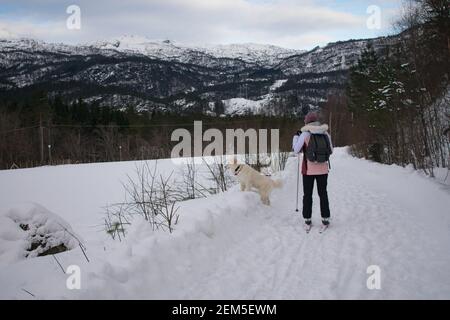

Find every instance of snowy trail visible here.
[1,148,450,299]
[182,150,450,299]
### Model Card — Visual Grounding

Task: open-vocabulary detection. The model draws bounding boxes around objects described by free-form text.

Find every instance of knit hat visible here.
[304,112,318,124]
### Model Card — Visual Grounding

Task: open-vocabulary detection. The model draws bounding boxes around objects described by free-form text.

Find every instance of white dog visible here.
[229,158,282,205]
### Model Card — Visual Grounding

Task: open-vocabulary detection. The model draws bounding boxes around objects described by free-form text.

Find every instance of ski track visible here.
[161,151,450,299]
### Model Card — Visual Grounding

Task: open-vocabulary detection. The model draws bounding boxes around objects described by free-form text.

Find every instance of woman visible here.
[292,112,333,232]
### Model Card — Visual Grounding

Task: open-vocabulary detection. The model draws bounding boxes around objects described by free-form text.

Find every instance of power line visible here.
[1,118,290,135]
[0,125,40,135]
[47,119,276,129]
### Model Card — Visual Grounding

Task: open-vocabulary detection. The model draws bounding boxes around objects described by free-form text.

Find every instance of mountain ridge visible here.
[89,35,306,67]
[0,33,399,115]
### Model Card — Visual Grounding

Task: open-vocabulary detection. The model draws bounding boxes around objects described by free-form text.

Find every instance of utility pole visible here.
[48,144,52,165]
[40,113,44,165]
[78,127,81,163]
[119,145,122,161]
[329,111,333,138]
[47,124,52,165]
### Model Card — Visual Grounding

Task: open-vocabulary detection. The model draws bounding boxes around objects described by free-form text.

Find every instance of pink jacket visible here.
[292,122,333,176]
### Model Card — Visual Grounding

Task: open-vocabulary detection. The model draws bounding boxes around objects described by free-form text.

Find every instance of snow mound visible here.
[0,203,81,265]
[270,79,288,91]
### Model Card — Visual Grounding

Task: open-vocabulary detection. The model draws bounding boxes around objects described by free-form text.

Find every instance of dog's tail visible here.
[272,179,283,189]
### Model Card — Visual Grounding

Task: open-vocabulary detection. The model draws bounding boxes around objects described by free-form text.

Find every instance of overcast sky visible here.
[0,0,403,49]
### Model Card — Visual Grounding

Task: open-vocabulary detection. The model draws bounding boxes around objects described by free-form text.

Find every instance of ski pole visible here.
[295,154,300,212]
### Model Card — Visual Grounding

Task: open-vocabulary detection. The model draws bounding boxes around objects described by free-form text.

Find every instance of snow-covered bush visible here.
[0,203,81,263]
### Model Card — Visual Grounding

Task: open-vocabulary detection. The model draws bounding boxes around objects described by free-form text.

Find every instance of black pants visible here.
[302,174,330,221]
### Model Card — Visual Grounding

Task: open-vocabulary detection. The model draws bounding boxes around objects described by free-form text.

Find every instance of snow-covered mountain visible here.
[276,36,398,75]
[90,35,304,67]
[0,34,400,115]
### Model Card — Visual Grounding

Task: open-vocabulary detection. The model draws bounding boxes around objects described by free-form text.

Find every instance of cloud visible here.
[0,0,400,49]
[0,27,16,38]
[0,18,82,41]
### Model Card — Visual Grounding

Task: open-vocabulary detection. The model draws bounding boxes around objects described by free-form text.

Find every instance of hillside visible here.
[0,35,397,115]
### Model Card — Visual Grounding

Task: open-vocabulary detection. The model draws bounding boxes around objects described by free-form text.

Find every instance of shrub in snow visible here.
[104,161,180,238]
[104,154,282,240]
[0,203,81,263]
[178,157,210,199]
[202,156,236,194]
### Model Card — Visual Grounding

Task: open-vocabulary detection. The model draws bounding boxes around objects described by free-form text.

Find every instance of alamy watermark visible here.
[366,5,381,30]
[66,265,81,290]
[66,5,81,30]
[366,265,381,290]
[170,121,279,164]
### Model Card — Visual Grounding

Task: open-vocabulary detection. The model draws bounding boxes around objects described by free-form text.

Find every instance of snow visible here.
[222,97,267,115]
[276,36,398,75]
[269,79,288,92]
[432,167,450,187]
[90,35,304,66]
[199,43,303,66]
[1,148,450,299]
[0,204,80,265]
[222,94,279,115]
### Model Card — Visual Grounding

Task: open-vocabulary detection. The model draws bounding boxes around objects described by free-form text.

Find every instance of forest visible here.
[0,92,300,169]
[323,0,449,176]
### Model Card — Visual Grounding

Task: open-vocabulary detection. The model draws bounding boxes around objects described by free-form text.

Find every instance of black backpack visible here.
[305,133,332,163]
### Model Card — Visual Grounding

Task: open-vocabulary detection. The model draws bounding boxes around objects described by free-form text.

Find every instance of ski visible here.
[319,224,329,234]
[304,224,312,233]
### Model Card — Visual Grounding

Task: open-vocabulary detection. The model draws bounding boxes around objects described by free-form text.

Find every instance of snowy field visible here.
[0,148,450,299]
